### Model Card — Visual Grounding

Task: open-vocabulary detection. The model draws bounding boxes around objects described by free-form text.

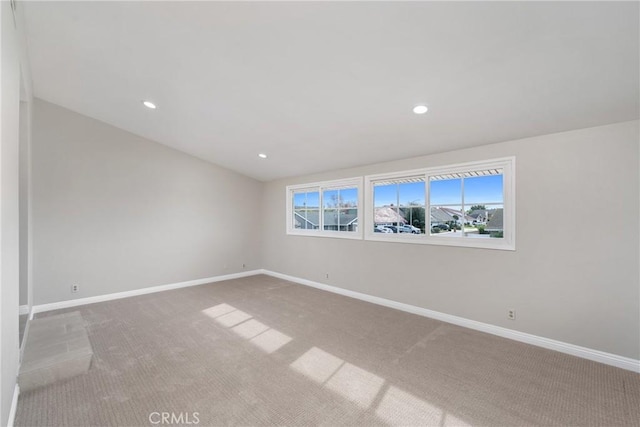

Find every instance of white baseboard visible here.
[260,269,640,373]
[31,270,262,315]
[18,305,29,316]
[8,384,19,427]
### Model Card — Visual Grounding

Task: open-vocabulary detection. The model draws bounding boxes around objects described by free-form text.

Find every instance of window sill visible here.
[364,233,515,251]
[287,230,363,240]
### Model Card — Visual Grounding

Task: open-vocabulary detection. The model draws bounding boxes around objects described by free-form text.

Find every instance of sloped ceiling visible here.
[24,1,639,181]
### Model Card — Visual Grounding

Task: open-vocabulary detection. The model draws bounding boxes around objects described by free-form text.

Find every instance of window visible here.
[287,178,362,239]
[365,157,515,250]
[373,176,426,235]
[292,189,320,230]
[323,187,358,232]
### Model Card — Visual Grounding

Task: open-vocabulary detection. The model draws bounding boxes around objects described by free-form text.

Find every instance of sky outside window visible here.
[305,191,319,208]
[374,184,397,207]
[374,181,425,207]
[430,179,461,205]
[340,188,358,206]
[324,187,357,208]
[464,175,503,204]
[293,191,319,209]
[293,192,306,208]
[430,174,503,206]
[399,182,425,206]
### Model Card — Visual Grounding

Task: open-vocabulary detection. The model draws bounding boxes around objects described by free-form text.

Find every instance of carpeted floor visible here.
[15,275,640,426]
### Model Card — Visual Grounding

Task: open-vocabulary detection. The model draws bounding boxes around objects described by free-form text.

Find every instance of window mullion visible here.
[396,183,400,227]
[461,177,465,236]
[425,174,430,239]
[319,186,324,232]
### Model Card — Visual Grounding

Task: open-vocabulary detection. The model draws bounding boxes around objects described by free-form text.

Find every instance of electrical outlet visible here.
[507,309,516,320]
[71,284,79,293]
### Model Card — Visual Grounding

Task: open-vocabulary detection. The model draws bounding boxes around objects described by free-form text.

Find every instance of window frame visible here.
[364,157,516,250]
[286,177,364,240]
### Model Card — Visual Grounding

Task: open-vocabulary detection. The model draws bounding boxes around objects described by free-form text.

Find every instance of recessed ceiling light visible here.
[258,153,267,159]
[413,105,428,114]
[142,101,157,109]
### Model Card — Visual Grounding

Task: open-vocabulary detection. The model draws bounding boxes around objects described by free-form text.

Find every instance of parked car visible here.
[399,225,421,234]
[433,223,450,231]
[384,225,399,233]
[374,225,393,233]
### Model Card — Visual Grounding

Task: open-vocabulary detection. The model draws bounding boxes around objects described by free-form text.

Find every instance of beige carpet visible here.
[15,275,640,426]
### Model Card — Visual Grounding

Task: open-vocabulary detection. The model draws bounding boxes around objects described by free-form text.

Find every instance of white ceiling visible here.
[24,2,639,181]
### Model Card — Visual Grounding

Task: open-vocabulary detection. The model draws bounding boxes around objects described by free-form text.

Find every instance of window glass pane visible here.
[339,188,358,208]
[323,189,339,208]
[293,209,305,229]
[464,174,503,205]
[430,178,461,205]
[485,207,503,238]
[429,206,464,235]
[473,207,504,238]
[292,190,321,230]
[399,181,425,206]
[305,209,320,230]
[306,191,320,209]
[374,180,427,234]
[374,183,400,233]
[399,206,425,233]
[293,192,307,208]
[323,209,338,231]
[374,184,398,208]
[339,209,358,232]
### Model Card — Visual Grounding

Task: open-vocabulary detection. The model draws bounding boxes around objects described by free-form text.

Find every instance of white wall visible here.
[1,1,33,425]
[261,120,640,360]
[31,99,263,305]
[18,100,28,308]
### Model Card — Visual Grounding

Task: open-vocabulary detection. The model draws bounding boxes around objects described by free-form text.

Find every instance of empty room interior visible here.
[1,1,639,426]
